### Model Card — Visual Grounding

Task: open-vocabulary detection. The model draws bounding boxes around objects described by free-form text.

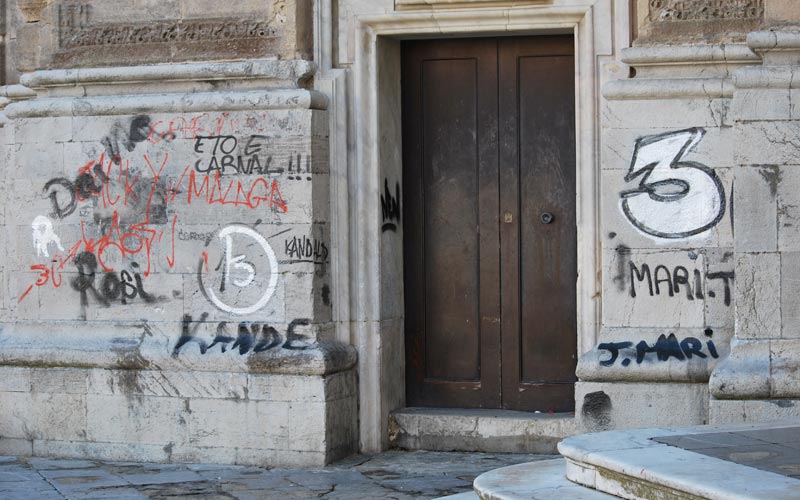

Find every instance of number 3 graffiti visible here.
[620,128,726,239]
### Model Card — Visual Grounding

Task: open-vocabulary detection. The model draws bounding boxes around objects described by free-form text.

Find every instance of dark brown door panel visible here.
[403,35,576,411]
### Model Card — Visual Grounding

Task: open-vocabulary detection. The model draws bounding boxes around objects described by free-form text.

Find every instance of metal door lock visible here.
[504,212,513,223]
[540,212,554,224]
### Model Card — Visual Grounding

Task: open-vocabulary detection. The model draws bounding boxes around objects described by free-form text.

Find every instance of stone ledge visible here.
[621,44,758,66]
[710,338,800,399]
[0,322,356,376]
[603,78,734,100]
[559,422,800,500]
[390,407,576,454]
[21,60,317,91]
[5,89,329,119]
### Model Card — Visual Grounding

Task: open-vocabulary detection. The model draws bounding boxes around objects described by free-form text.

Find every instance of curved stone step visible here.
[472,458,617,499]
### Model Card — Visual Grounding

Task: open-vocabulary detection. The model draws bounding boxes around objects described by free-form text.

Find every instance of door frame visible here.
[315,0,620,452]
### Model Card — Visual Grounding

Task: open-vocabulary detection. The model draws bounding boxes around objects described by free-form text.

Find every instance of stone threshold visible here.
[558,421,800,500]
[390,407,577,454]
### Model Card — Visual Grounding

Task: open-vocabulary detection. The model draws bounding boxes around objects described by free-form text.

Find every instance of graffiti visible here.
[178,230,216,242]
[599,331,720,367]
[148,112,271,145]
[69,252,161,320]
[629,262,734,306]
[283,236,329,265]
[193,135,297,177]
[198,225,279,315]
[620,128,726,239]
[102,115,152,165]
[177,169,288,212]
[20,112,293,316]
[32,216,65,258]
[172,315,313,356]
[381,179,401,232]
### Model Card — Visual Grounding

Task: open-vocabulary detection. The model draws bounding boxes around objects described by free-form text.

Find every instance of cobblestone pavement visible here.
[0,451,556,499]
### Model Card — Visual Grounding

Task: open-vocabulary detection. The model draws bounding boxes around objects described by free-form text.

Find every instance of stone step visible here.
[558,422,800,500]
[472,458,617,499]
[390,407,576,454]
[432,492,479,500]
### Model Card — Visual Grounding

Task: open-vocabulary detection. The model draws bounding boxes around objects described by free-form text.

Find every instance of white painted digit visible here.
[620,128,725,239]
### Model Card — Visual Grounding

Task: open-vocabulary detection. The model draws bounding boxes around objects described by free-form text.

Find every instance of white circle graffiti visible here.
[200,225,278,315]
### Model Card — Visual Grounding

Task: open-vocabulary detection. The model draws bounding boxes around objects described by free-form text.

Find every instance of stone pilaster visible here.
[709,29,800,421]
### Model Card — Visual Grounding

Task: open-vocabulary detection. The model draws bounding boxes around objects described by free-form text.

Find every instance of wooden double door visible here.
[403,35,577,412]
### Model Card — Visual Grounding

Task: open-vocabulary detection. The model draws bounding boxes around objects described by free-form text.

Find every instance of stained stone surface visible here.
[654,426,800,479]
[0,451,554,500]
[636,0,766,43]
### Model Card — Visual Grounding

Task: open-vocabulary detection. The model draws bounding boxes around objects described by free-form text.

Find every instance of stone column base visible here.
[576,382,709,433]
[710,398,800,425]
[0,359,357,467]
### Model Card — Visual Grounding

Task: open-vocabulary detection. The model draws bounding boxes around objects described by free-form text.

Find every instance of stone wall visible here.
[0,53,357,465]
[576,41,762,431]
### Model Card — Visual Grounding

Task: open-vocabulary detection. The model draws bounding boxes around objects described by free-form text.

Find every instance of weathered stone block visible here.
[31,368,88,394]
[0,392,34,439]
[710,398,800,425]
[769,339,800,397]
[777,166,800,252]
[32,393,87,442]
[602,248,708,329]
[733,165,778,253]
[734,252,781,339]
[709,339,771,398]
[86,394,190,446]
[601,126,735,172]
[734,120,800,166]
[732,88,792,122]
[575,381,709,433]
[603,99,730,130]
[781,252,800,338]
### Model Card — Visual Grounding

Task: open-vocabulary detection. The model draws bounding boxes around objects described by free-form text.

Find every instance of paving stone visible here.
[0,450,554,499]
[27,458,98,470]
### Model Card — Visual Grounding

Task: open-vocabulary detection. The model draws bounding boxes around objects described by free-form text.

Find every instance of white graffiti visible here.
[31,215,64,258]
[199,225,278,315]
[620,128,726,239]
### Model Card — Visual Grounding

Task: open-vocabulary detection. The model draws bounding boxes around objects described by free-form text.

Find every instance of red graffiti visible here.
[147,111,270,144]
[20,147,289,303]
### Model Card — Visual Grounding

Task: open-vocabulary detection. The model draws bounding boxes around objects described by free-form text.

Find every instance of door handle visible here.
[541,212,555,224]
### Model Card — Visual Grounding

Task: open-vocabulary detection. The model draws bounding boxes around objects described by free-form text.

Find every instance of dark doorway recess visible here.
[403,35,577,412]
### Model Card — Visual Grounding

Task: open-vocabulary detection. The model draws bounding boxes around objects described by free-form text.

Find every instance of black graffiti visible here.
[102,115,152,165]
[178,230,216,242]
[629,262,733,306]
[599,331,719,367]
[192,135,296,177]
[381,179,401,232]
[620,128,726,239]
[71,252,162,320]
[43,178,78,219]
[172,316,313,357]
[283,236,329,265]
[42,160,109,220]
